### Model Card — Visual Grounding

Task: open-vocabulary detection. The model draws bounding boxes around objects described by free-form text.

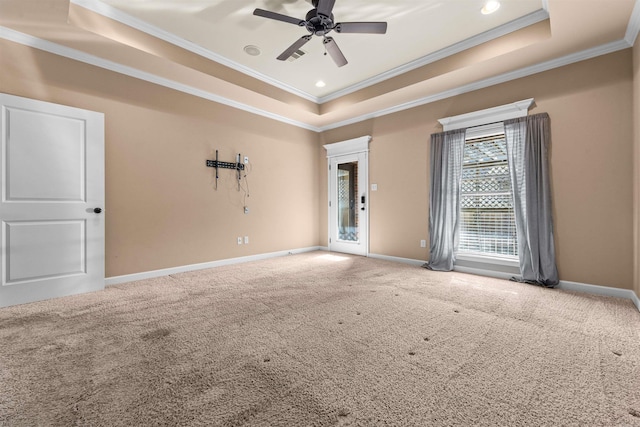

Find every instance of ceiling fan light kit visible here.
[253,0,388,67]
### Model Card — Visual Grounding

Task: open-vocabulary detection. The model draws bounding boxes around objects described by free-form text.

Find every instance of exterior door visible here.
[329,152,368,256]
[0,94,105,308]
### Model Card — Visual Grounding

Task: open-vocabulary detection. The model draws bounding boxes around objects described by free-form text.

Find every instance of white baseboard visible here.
[370,253,640,312]
[557,280,640,312]
[105,246,323,286]
[367,253,426,267]
[106,249,640,313]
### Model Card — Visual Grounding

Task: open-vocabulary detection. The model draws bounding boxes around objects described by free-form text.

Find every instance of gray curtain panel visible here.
[424,129,466,271]
[504,113,559,287]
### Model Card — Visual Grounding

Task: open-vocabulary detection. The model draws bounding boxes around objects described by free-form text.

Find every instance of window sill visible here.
[456,252,519,268]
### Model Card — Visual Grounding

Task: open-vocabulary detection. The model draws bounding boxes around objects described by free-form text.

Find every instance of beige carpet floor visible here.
[1,251,639,426]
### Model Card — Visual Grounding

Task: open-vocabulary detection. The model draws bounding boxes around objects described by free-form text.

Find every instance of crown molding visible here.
[69,0,319,103]
[317,8,550,104]
[319,38,630,131]
[0,17,633,134]
[0,26,321,132]
[625,0,640,45]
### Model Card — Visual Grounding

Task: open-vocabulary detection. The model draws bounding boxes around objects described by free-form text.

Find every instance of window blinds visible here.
[459,134,518,258]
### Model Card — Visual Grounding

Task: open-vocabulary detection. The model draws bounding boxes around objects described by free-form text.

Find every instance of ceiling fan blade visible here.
[253,8,305,26]
[335,22,388,34]
[277,35,313,61]
[316,0,336,18]
[323,37,347,67]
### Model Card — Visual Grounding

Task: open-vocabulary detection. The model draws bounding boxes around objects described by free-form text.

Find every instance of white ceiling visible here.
[79,0,545,99]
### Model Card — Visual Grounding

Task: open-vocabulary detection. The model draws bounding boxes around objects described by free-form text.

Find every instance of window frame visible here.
[457,123,519,268]
[438,99,534,270]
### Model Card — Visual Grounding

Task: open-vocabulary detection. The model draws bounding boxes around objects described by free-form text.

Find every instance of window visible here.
[337,162,358,241]
[436,99,534,268]
[458,131,518,259]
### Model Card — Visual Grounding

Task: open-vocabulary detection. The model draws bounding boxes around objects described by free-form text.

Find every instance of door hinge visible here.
[329,164,331,170]
[329,238,332,243]
[329,200,331,207]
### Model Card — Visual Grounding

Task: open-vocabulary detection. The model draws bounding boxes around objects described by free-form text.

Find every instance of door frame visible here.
[324,136,370,256]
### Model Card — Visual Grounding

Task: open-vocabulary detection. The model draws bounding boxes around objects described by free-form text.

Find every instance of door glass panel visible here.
[337,161,358,242]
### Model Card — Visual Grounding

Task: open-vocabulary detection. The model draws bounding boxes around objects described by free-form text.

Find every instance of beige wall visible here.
[0,39,321,278]
[321,50,634,290]
[634,41,640,298]
[1,38,636,291]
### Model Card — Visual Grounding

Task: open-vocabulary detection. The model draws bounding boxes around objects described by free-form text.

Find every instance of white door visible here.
[0,94,105,308]
[329,152,368,256]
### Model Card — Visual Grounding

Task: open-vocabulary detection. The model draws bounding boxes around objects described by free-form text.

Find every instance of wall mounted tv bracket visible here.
[206,150,245,190]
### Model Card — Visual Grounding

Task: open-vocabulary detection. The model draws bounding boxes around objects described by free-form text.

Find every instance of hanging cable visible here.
[240,160,251,213]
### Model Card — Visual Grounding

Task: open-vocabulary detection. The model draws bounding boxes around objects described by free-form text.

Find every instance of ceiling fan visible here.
[253,0,388,67]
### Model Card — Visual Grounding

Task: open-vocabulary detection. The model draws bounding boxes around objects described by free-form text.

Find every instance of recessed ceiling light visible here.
[243,45,261,56]
[315,80,326,88]
[481,0,500,15]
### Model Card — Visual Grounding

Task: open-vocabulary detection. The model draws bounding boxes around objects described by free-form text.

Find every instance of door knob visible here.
[93,207,102,214]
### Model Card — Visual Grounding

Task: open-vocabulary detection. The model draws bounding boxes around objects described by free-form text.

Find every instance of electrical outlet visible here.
[237,237,243,245]
[244,236,249,244]
[244,206,249,214]
[244,156,249,164]
[420,239,427,248]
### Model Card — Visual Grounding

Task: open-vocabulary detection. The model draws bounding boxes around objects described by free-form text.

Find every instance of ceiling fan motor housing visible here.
[305,9,334,36]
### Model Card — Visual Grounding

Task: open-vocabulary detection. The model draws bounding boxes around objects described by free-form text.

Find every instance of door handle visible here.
[93,207,102,214]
